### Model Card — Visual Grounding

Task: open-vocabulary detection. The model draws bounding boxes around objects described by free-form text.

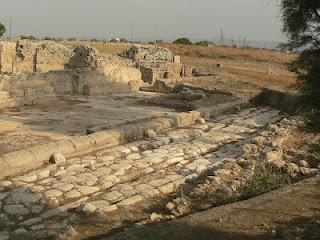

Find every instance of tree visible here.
[280,0,320,112]
[173,38,192,45]
[195,40,213,47]
[0,22,6,38]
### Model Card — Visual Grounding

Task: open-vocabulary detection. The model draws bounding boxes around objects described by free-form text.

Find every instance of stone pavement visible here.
[0,107,281,239]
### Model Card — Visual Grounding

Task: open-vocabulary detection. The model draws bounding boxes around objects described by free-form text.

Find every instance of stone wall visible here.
[14,40,38,73]
[0,43,143,109]
[0,41,16,73]
[66,45,104,70]
[0,40,74,74]
[35,42,73,72]
[140,62,194,84]
[44,67,142,96]
[123,45,174,63]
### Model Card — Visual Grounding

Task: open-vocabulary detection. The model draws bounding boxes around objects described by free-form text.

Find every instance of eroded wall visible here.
[0,41,16,73]
[0,42,144,109]
[0,40,74,74]
[36,42,73,72]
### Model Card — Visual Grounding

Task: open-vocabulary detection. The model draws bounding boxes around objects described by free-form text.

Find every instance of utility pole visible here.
[219,28,225,47]
[154,24,157,48]
[131,26,134,46]
[9,16,12,39]
[243,36,247,48]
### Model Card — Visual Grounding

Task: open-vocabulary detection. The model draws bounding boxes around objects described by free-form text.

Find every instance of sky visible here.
[0,0,285,42]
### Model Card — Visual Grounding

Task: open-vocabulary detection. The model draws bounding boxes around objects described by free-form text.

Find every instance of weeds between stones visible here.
[238,164,291,200]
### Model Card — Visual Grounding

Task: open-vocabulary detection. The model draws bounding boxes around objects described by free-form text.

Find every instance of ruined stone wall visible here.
[0,40,74,74]
[0,43,144,109]
[123,45,174,63]
[140,63,187,84]
[0,73,55,109]
[66,45,104,70]
[140,65,159,84]
[14,40,38,73]
[41,68,141,97]
[44,70,78,95]
[0,41,16,73]
[64,45,143,95]
[82,65,142,95]
[122,45,194,84]
[35,42,73,72]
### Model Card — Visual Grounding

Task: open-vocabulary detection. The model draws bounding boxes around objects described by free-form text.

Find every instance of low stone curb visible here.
[0,100,248,179]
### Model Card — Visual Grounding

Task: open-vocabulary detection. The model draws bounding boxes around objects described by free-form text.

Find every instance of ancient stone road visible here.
[0,107,281,239]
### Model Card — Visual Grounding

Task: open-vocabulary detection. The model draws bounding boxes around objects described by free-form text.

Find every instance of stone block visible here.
[28,142,60,163]
[173,55,181,63]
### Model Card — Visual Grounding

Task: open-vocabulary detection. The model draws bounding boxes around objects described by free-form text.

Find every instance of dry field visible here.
[161,43,296,64]
[63,41,131,55]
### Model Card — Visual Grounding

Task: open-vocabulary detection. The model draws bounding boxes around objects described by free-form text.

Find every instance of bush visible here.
[238,164,291,200]
[173,37,192,45]
[120,38,128,43]
[194,40,212,47]
[44,36,54,41]
[20,35,37,40]
[290,49,320,112]
[280,1,320,112]
[0,22,5,38]
[67,37,76,41]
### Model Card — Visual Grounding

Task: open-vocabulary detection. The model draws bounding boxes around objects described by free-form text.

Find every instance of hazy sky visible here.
[0,0,285,42]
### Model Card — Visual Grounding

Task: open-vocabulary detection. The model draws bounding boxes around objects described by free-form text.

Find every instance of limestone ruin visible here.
[122,45,174,63]
[123,45,194,84]
[0,39,318,240]
[0,40,142,108]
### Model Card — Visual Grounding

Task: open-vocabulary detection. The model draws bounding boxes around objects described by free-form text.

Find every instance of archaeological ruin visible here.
[0,39,318,240]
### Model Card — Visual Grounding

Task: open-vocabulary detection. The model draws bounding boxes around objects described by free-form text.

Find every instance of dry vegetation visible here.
[63,41,131,55]
[161,43,296,64]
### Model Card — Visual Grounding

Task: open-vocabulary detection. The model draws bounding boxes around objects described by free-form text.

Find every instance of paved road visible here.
[0,107,281,239]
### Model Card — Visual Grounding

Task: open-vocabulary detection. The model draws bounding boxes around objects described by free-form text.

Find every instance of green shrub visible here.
[280,0,320,112]
[0,22,5,38]
[173,37,192,45]
[194,41,212,47]
[21,35,37,40]
[239,164,291,200]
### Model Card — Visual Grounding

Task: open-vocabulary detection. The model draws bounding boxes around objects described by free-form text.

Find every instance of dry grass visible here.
[63,41,131,55]
[215,67,296,88]
[161,43,296,64]
[181,55,296,90]
[282,132,306,149]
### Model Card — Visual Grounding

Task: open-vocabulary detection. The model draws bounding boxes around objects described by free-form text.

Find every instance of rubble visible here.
[123,45,174,63]
[66,45,104,70]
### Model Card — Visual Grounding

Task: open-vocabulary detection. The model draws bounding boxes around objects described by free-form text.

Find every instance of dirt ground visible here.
[98,177,320,240]
[0,93,177,154]
[0,90,237,155]
[182,56,296,100]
